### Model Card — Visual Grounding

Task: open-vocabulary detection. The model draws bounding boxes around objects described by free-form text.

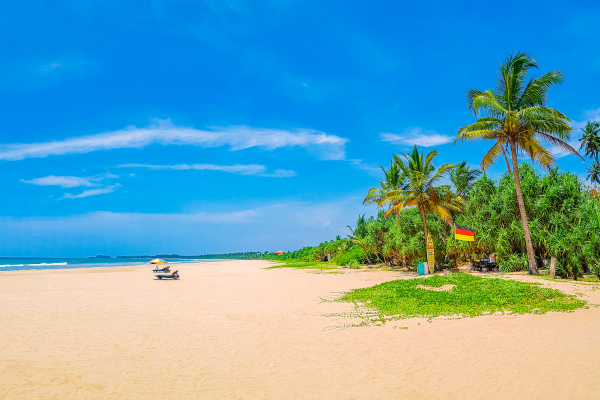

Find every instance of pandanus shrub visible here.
[450,163,600,278]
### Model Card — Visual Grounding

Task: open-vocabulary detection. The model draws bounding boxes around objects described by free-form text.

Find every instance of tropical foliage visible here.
[366,146,463,242]
[450,164,600,279]
[269,164,600,280]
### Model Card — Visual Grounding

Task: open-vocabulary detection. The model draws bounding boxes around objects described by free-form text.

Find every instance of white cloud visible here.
[59,184,121,200]
[20,172,119,188]
[128,173,135,177]
[0,119,348,161]
[380,128,453,147]
[117,163,296,178]
[21,175,98,188]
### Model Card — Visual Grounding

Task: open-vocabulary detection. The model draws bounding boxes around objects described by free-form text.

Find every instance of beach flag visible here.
[455,224,475,241]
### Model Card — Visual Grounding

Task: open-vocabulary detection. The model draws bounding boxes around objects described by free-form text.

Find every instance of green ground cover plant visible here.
[265,261,338,270]
[337,274,586,321]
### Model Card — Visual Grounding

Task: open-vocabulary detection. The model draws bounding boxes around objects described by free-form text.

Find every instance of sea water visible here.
[0,257,210,272]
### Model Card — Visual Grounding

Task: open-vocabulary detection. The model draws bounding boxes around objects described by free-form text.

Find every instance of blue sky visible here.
[1,0,599,257]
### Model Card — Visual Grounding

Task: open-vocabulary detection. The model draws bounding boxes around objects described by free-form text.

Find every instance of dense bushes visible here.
[271,164,600,279]
[450,164,600,278]
[332,246,366,266]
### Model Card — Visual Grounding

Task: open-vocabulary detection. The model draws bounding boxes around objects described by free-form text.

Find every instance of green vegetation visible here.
[265,164,600,280]
[193,252,264,260]
[337,274,586,322]
[264,165,600,281]
[453,164,600,279]
[265,261,337,270]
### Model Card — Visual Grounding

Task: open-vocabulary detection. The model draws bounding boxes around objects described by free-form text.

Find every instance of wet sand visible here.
[1,260,599,399]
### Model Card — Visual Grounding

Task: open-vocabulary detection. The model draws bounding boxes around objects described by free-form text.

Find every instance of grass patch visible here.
[266,261,338,270]
[535,273,600,284]
[582,276,600,282]
[337,274,586,322]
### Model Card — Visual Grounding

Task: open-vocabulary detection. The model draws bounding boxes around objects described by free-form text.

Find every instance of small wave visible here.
[25,262,68,266]
[0,264,24,267]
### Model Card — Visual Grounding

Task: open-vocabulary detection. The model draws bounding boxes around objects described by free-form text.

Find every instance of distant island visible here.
[116,254,182,259]
[191,252,267,260]
[88,255,112,259]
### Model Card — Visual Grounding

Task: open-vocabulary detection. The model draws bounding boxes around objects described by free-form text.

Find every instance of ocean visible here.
[0,257,211,272]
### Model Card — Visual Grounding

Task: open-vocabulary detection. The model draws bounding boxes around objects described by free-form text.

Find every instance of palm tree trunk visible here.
[418,205,429,246]
[501,143,513,174]
[508,140,538,274]
[362,248,372,265]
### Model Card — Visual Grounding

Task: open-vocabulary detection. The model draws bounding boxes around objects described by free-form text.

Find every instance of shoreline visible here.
[2,260,599,399]
[0,259,220,273]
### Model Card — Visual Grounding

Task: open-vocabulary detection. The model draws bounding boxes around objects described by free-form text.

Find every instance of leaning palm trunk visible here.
[501,144,512,174]
[418,206,429,245]
[509,140,537,274]
[363,248,372,265]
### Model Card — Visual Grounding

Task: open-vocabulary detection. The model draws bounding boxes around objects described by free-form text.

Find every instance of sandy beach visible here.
[1,260,599,399]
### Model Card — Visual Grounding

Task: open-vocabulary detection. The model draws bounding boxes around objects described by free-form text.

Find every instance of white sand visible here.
[1,260,599,399]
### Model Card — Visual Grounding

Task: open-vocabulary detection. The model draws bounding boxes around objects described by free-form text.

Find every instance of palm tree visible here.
[347,214,372,264]
[580,121,600,168]
[363,161,406,222]
[450,161,482,198]
[383,146,464,243]
[455,52,582,274]
[588,162,600,185]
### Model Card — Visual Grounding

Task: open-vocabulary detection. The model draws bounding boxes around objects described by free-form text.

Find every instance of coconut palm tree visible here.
[455,52,582,274]
[382,146,464,244]
[450,161,482,198]
[588,162,600,185]
[363,161,406,222]
[580,121,600,163]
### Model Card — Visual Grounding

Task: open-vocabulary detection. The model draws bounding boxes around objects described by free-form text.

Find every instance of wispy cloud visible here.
[380,128,453,147]
[117,163,296,178]
[22,175,98,188]
[59,184,121,200]
[0,119,348,161]
[20,172,119,188]
[347,159,382,177]
[552,107,600,159]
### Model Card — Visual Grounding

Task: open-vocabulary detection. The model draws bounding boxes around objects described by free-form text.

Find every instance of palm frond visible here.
[481,141,503,171]
[517,71,564,109]
[535,131,584,160]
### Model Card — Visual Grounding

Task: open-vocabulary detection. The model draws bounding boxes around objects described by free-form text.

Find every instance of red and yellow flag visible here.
[455,224,475,241]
